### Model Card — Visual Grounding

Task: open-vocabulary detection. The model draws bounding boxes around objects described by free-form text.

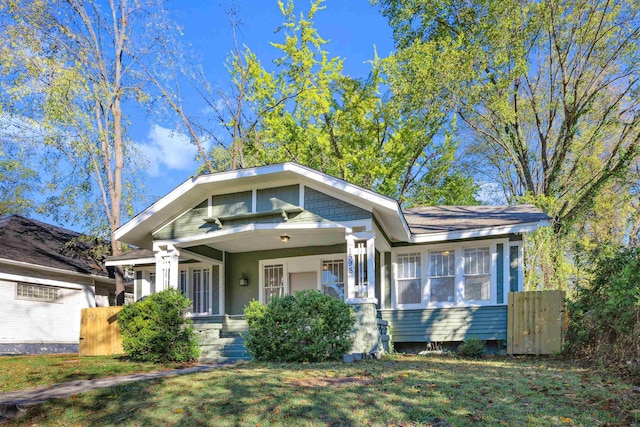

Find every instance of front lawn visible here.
[0,354,185,393]
[7,354,639,426]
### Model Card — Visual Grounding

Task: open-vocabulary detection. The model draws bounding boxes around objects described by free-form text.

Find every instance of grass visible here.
[5,354,640,426]
[0,354,185,393]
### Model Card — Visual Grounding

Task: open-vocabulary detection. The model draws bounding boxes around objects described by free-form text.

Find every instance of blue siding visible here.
[380,305,508,342]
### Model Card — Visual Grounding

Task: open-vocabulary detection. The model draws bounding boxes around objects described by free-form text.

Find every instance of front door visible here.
[289,271,317,294]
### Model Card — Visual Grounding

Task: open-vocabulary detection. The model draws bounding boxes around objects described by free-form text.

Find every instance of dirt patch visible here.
[286,376,372,388]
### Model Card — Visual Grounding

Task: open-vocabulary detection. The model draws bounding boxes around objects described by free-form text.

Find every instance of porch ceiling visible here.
[185,228,347,253]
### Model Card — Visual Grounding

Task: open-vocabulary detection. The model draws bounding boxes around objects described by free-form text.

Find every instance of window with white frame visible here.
[263,264,284,304]
[396,253,422,305]
[463,247,491,300]
[429,250,456,303]
[321,259,344,300]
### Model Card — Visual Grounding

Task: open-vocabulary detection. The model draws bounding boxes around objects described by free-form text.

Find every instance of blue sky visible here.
[132,0,395,206]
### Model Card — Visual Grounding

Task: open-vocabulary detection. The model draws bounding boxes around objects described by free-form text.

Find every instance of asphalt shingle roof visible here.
[402,204,550,235]
[0,215,109,276]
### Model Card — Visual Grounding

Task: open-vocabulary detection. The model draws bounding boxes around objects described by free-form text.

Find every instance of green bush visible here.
[117,289,200,363]
[457,337,485,358]
[244,290,355,362]
[564,246,640,374]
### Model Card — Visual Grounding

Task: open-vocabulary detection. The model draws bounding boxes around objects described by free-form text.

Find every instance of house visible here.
[106,163,550,360]
[0,215,132,354]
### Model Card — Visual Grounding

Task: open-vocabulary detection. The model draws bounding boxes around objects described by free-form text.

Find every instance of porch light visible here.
[280,234,290,243]
[239,272,249,286]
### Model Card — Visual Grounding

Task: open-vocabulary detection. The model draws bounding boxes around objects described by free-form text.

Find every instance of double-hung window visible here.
[463,247,491,301]
[396,253,422,305]
[429,250,456,303]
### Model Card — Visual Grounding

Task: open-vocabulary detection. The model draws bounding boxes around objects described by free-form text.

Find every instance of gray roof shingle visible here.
[402,205,550,235]
[0,215,109,276]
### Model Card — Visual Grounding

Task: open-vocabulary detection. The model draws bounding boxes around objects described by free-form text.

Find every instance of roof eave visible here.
[114,162,410,246]
[0,257,112,282]
[410,220,550,244]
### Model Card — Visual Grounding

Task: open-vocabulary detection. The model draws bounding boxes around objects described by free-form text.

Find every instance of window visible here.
[179,270,187,295]
[149,272,156,294]
[396,253,422,305]
[464,247,491,300]
[322,259,344,300]
[16,283,60,303]
[191,269,210,315]
[429,250,455,303]
[263,264,284,304]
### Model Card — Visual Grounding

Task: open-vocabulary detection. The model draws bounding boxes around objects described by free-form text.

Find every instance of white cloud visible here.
[137,125,206,176]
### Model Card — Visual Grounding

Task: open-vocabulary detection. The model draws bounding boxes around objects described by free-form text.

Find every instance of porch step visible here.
[197,317,251,363]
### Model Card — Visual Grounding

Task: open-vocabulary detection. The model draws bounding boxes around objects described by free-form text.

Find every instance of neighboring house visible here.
[0,215,132,354]
[107,163,550,357]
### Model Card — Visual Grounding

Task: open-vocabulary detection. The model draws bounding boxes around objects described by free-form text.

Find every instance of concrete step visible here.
[200,343,246,353]
[202,348,251,358]
[200,355,251,364]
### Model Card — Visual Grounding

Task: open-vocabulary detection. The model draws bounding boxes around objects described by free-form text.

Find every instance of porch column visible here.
[154,247,180,292]
[168,249,180,289]
[346,234,356,300]
[366,236,376,300]
[345,232,377,304]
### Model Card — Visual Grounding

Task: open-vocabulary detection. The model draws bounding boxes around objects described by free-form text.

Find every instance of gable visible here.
[152,185,370,242]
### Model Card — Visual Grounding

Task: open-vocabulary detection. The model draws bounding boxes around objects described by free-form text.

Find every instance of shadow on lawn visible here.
[9,357,640,426]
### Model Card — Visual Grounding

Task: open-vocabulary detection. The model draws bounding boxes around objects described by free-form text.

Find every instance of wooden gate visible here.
[507,290,566,355]
[79,306,124,356]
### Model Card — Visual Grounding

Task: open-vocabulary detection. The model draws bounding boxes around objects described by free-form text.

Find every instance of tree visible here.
[375,0,640,286]
[376,0,640,226]
[0,0,179,303]
[214,0,478,205]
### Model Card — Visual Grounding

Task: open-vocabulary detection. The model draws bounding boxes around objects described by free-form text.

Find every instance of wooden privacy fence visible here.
[507,290,566,355]
[79,306,124,356]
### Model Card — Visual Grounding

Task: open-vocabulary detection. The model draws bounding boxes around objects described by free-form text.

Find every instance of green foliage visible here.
[244,290,355,362]
[564,246,640,375]
[214,0,479,206]
[457,337,486,358]
[117,289,200,363]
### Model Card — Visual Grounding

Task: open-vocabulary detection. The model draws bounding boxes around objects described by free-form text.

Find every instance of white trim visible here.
[410,221,550,244]
[299,184,305,209]
[258,254,348,304]
[0,272,92,291]
[152,220,368,249]
[0,258,113,283]
[105,257,156,267]
[219,251,226,315]
[251,189,257,213]
[391,238,509,310]
[115,163,410,243]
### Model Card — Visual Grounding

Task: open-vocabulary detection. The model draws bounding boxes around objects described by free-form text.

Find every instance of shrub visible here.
[117,289,200,363]
[244,290,355,362]
[564,246,640,375]
[457,337,485,358]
